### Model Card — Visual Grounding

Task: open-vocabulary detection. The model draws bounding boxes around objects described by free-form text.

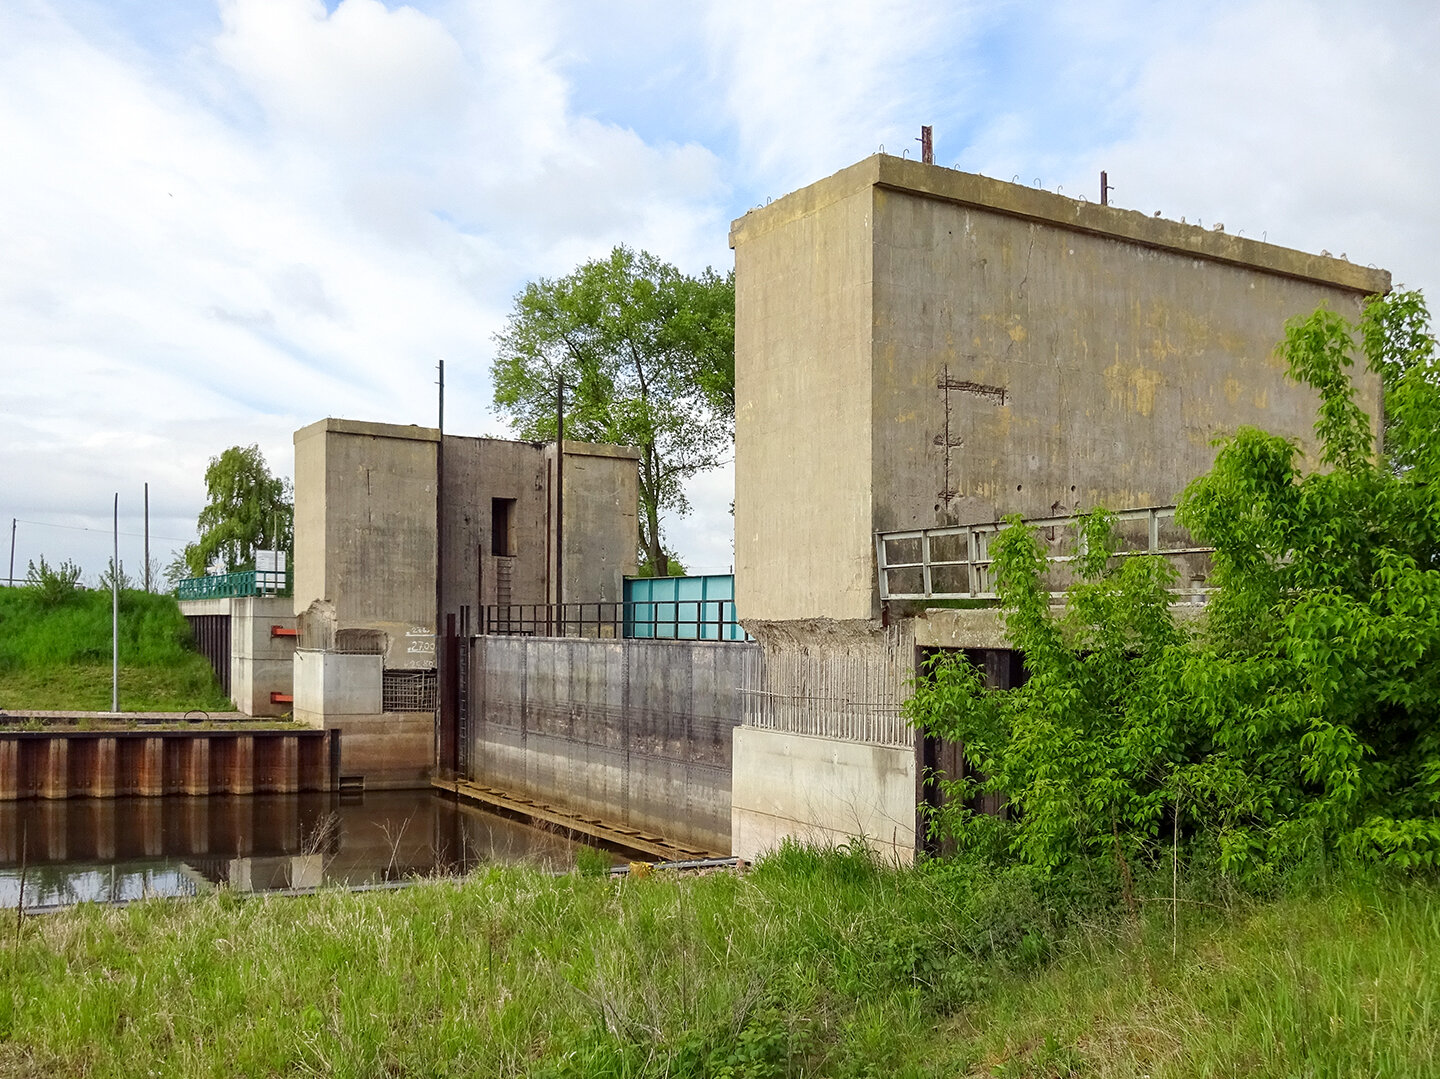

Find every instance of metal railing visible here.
[176,569,292,601]
[481,600,750,641]
[875,506,1214,602]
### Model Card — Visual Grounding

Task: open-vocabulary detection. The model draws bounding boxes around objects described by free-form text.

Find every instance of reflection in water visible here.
[0,790,614,908]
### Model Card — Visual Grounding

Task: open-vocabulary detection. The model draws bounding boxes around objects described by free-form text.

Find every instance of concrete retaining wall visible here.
[178,596,295,716]
[468,637,755,854]
[731,726,917,864]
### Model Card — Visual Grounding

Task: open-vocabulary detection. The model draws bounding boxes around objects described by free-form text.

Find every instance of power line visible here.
[12,518,193,544]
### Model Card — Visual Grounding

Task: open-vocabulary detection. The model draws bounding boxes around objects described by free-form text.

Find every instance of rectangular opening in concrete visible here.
[491,497,516,556]
[382,668,437,712]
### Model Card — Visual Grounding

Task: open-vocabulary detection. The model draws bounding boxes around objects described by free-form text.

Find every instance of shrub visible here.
[24,555,83,607]
[906,290,1440,876]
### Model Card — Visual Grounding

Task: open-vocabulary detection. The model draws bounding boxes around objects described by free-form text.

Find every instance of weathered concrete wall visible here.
[230,597,295,717]
[293,419,439,668]
[731,727,917,864]
[441,435,549,618]
[297,421,638,638]
[552,440,641,605]
[731,618,916,862]
[732,178,877,624]
[292,650,430,789]
[731,154,1389,625]
[468,637,753,854]
[177,596,294,716]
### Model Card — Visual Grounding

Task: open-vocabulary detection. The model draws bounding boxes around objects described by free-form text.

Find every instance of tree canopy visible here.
[184,445,292,576]
[905,290,1440,875]
[491,245,734,574]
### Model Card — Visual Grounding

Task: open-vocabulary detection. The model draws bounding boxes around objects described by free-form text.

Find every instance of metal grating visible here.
[382,668,437,712]
[875,505,1214,602]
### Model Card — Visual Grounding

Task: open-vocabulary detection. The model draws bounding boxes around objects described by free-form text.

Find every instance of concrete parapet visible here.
[293,651,383,726]
[731,726,917,864]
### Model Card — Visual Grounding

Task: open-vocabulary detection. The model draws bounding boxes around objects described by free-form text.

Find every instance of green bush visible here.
[23,554,83,607]
[906,290,1440,876]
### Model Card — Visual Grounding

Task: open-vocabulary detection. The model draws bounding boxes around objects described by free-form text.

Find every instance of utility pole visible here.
[434,360,446,765]
[7,518,14,588]
[111,494,119,713]
[143,482,151,592]
[555,374,565,616]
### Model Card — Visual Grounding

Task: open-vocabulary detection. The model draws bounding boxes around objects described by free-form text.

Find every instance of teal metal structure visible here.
[623,574,748,641]
[175,569,292,601]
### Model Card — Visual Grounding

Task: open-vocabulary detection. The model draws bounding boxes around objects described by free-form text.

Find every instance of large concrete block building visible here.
[730,154,1389,861]
[291,418,640,787]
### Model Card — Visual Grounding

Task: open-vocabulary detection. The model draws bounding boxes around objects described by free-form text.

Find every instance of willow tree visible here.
[184,445,292,576]
[491,246,734,574]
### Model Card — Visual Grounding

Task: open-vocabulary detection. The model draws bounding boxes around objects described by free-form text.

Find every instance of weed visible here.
[574,845,612,879]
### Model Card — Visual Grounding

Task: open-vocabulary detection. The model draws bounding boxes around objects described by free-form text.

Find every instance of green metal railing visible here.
[175,569,292,601]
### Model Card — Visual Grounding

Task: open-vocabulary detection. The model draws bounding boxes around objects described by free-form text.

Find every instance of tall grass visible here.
[0,587,229,711]
[0,845,1432,1077]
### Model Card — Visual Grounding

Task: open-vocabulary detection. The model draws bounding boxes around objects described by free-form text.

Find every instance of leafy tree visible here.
[492,245,735,574]
[905,290,1440,875]
[184,445,292,576]
[162,549,190,590]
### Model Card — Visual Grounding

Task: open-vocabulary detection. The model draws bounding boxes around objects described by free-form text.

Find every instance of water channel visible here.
[0,790,617,909]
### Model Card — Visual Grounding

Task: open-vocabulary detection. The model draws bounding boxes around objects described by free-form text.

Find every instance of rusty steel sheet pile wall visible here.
[468,637,756,854]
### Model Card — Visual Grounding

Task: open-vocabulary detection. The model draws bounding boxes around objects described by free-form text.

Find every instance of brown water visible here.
[0,790,615,909]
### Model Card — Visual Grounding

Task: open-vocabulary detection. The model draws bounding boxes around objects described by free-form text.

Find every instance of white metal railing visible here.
[875,506,1215,602]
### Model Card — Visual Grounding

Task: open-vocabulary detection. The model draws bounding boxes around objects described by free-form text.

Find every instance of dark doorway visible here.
[915,647,1027,857]
[491,498,516,557]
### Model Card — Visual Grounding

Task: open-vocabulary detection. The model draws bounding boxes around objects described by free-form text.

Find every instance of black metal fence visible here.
[480,601,748,641]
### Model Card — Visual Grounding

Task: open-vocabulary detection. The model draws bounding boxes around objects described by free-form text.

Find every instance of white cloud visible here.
[4,0,1438,587]
[0,0,730,578]
[704,0,979,195]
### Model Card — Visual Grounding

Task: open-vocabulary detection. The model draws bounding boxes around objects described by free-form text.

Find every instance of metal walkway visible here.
[431,777,725,862]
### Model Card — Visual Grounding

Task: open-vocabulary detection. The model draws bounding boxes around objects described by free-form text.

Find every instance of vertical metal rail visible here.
[457,605,471,778]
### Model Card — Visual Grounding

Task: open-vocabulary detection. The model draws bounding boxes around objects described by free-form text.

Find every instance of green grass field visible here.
[0,586,230,712]
[0,846,1434,1078]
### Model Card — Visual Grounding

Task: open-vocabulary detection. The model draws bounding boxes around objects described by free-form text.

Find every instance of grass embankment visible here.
[0,587,229,712]
[0,846,1435,1077]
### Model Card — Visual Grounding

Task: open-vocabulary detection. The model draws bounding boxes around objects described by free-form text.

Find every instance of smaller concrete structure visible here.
[178,595,296,717]
[290,417,643,791]
[291,649,431,790]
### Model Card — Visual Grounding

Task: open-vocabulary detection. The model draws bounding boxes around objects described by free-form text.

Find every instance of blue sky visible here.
[2,0,1438,582]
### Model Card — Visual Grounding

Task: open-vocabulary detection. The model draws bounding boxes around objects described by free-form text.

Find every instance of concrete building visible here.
[729,154,1389,862]
[291,418,640,788]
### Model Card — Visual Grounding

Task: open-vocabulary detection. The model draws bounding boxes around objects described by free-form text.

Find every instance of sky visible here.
[2,0,1438,586]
